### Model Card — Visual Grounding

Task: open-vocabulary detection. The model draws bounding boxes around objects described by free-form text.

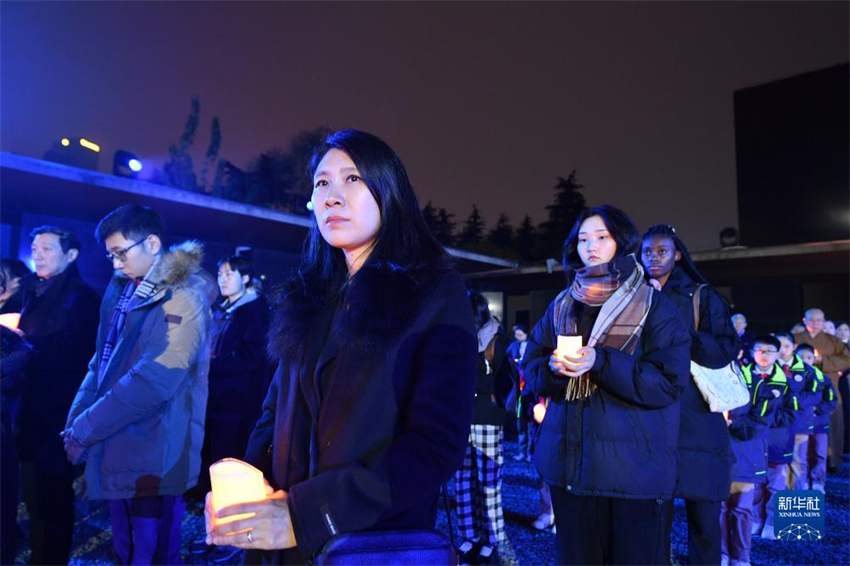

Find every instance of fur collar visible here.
[146,240,204,288]
[267,260,450,361]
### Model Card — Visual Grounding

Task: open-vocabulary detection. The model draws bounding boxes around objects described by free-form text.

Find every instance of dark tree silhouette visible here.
[434,208,456,247]
[537,171,586,259]
[199,116,221,194]
[488,212,514,249]
[159,97,200,192]
[460,205,486,246]
[515,214,537,261]
[421,201,439,235]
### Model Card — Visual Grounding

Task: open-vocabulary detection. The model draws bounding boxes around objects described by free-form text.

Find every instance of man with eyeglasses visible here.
[63,205,216,565]
[16,225,99,565]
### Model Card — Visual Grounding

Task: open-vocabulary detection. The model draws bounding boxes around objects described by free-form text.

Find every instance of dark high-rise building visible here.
[734,63,849,247]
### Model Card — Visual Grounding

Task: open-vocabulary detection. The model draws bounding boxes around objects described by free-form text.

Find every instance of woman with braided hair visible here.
[522,205,691,565]
[641,223,741,565]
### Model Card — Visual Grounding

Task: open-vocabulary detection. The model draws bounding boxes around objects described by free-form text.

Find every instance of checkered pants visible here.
[455,424,505,547]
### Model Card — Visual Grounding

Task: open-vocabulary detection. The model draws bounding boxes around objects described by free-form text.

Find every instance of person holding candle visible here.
[0,268,32,566]
[522,205,690,565]
[640,223,740,565]
[206,130,477,563]
[0,258,32,315]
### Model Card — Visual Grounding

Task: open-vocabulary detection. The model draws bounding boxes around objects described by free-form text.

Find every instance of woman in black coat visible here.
[641,224,741,565]
[522,205,691,565]
[205,130,478,563]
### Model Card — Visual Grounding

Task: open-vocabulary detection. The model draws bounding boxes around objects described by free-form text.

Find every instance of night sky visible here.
[2,1,847,251]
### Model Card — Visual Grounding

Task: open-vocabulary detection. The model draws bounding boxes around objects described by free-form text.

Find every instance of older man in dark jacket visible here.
[17,225,100,565]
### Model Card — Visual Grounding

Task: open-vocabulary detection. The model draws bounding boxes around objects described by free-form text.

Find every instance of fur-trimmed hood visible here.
[268,260,454,361]
[113,240,217,305]
[147,240,205,288]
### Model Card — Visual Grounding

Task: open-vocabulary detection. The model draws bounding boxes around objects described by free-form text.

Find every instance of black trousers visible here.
[663,498,722,565]
[20,461,76,565]
[550,487,667,565]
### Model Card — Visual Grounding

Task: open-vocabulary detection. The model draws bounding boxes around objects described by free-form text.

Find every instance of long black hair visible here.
[562,204,640,274]
[641,224,708,285]
[298,130,447,294]
[467,290,491,331]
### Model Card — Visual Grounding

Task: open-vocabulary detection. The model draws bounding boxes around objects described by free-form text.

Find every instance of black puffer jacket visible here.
[523,286,690,500]
[660,267,740,502]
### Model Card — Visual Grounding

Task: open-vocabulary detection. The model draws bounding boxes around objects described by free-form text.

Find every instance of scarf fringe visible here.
[565,375,596,401]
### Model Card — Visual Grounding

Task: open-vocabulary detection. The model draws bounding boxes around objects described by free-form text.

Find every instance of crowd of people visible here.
[0,128,847,566]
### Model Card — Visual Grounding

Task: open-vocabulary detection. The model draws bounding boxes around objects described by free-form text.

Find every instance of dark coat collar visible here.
[664,266,699,296]
[268,260,450,361]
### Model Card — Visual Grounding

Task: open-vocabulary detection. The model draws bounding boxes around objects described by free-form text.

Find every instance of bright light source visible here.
[79,138,101,152]
[128,159,143,172]
[61,138,70,147]
[306,201,314,211]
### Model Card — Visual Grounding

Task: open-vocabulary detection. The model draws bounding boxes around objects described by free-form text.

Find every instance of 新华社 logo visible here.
[773,490,825,541]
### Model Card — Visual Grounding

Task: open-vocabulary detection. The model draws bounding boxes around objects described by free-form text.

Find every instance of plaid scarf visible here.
[554,254,654,400]
[97,277,158,388]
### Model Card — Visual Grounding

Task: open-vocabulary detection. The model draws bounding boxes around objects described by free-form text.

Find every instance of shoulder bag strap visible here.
[692,284,707,331]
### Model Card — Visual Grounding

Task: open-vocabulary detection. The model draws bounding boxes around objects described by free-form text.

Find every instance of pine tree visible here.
[460,205,486,246]
[488,212,514,249]
[515,214,537,261]
[421,201,439,235]
[198,116,221,194]
[162,97,200,192]
[434,208,456,247]
[538,171,586,258]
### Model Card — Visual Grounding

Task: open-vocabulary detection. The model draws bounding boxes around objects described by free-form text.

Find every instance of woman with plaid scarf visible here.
[522,205,691,565]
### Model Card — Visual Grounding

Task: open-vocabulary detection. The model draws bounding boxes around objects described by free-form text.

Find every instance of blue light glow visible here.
[128,159,143,172]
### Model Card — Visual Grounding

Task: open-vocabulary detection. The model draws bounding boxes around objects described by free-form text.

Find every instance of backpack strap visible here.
[692,284,708,331]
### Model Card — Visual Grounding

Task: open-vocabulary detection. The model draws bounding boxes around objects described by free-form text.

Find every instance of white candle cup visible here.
[0,313,21,331]
[209,458,266,529]
[556,335,583,359]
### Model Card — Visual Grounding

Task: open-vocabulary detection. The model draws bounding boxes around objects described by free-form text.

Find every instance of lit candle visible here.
[556,335,583,359]
[0,313,21,331]
[533,402,547,424]
[209,458,266,530]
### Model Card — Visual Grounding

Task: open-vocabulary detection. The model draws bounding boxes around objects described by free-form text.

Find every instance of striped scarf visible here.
[554,254,654,400]
[97,277,158,388]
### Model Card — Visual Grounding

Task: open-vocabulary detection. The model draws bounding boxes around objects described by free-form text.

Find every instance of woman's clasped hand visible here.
[548,346,596,378]
[204,482,297,551]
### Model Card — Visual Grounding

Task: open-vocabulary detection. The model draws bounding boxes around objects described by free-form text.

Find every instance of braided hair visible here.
[641,224,708,285]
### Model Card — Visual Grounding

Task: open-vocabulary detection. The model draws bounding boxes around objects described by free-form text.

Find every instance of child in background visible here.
[775,334,824,492]
[797,344,838,493]
[749,335,800,540]
[721,335,790,566]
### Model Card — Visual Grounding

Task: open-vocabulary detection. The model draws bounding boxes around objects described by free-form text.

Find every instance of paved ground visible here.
[12,441,850,565]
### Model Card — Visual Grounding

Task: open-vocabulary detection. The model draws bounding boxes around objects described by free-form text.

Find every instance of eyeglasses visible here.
[106,240,145,262]
[753,349,778,355]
